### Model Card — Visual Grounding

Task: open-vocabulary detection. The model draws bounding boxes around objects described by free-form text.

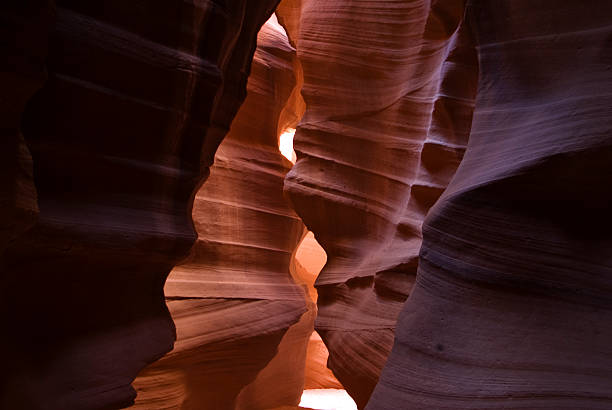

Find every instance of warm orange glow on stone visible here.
[293,234,351,406]
[279,128,297,163]
[294,231,326,301]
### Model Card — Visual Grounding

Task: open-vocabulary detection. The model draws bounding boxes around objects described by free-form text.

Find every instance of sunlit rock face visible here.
[0,1,279,408]
[368,1,612,409]
[278,0,477,406]
[293,233,344,391]
[133,15,311,410]
[293,232,351,393]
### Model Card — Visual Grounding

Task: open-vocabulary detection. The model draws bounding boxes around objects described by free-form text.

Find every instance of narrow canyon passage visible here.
[294,233,357,410]
[133,14,357,410]
[1,1,611,409]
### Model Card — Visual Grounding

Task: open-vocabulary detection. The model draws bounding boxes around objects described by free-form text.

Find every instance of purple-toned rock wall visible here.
[0,1,279,408]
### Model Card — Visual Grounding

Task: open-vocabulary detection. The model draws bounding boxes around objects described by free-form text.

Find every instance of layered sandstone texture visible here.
[278,0,477,406]
[134,15,313,410]
[0,1,279,408]
[368,0,612,408]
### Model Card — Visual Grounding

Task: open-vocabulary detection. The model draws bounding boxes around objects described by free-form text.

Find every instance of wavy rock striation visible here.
[368,1,612,408]
[0,1,278,408]
[279,0,477,406]
[134,15,311,410]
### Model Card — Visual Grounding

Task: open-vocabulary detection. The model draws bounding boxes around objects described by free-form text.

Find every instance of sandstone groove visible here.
[0,1,279,408]
[279,0,477,406]
[134,16,313,409]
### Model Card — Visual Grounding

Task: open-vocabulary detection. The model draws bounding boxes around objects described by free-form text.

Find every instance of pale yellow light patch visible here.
[279,128,297,163]
[299,389,357,410]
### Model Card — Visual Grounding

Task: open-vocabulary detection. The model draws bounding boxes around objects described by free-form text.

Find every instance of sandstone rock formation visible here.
[133,15,312,410]
[278,0,477,406]
[0,1,279,408]
[293,232,343,391]
[3,0,611,408]
[368,0,612,408]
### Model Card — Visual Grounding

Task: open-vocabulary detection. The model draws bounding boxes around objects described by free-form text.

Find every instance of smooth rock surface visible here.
[291,232,344,391]
[134,15,310,410]
[0,1,278,408]
[368,1,612,408]
[3,0,610,408]
[279,0,477,406]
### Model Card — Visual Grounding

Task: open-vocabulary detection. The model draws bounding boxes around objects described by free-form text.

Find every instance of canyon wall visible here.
[368,0,612,408]
[0,1,279,408]
[2,1,610,409]
[279,0,477,406]
[133,15,312,410]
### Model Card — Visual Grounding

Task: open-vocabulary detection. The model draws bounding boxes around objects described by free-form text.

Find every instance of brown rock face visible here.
[134,15,310,410]
[0,1,279,408]
[368,1,612,409]
[279,0,477,406]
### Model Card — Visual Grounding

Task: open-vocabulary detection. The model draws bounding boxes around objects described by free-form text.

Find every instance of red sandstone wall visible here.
[134,16,311,409]
[278,0,477,406]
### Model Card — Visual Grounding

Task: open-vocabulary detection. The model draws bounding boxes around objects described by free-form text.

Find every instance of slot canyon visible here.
[1,0,611,409]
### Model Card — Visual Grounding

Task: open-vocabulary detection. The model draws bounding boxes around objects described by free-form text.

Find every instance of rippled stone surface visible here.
[133,15,311,409]
[368,1,612,408]
[278,0,477,406]
[0,1,279,408]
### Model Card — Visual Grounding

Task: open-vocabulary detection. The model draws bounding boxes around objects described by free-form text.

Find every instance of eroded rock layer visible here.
[368,1,612,408]
[134,16,311,409]
[292,233,342,390]
[279,0,477,406]
[0,1,278,408]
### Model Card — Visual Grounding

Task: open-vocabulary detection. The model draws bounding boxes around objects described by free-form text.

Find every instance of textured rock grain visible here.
[134,16,310,410]
[279,0,477,406]
[0,1,278,408]
[368,1,612,408]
